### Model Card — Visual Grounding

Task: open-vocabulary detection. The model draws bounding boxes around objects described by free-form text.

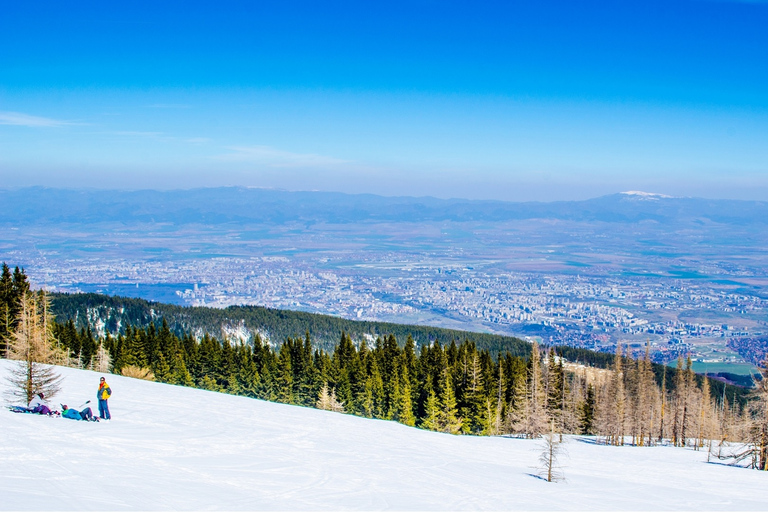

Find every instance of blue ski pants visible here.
[98,399,111,420]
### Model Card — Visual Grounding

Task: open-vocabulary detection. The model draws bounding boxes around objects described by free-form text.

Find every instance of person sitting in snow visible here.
[61,404,98,422]
[28,392,54,416]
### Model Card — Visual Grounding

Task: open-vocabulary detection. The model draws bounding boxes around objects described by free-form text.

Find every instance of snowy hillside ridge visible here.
[2,360,766,511]
[620,191,674,200]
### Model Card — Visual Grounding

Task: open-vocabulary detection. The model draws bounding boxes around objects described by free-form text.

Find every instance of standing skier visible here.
[97,377,112,420]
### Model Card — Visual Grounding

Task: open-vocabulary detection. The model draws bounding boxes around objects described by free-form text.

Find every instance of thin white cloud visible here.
[0,111,76,127]
[217,145,349,168]
[112,130,165,137]
[108,131,209,144]
[145,104,192,109]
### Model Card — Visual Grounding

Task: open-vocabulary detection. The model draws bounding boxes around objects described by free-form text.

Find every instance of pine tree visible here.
[539,419,565,482]
[682,356,696,448]
[5,292,63,404]
[94,342,111,373]
[607,342,626,446]
[508,363,531,437]
[276,342,294,404]
[525,341,548,438]
[699,374,712,452]
[748,356,768,469]
[396,359,416,426]
[316,382,344,412]
[153,353,172,383]
[0,263,14,354]
[421,386,440,431]
[368,355,385,418]
[235,344,260,398]
[580,384,596,434]
[438,367,463,434]
[635,343,657,446]
[490,362,505,436]
[659,366,668,443]
[464,350,486,433]
[328,387,345,412]
[546,349,563,419]
[403,335,419,410]
[199,374,222,391]
[317,381,332,410]
[672,356,684,446]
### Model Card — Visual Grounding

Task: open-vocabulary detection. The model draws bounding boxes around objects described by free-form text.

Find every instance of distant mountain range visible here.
[1,187,766,226]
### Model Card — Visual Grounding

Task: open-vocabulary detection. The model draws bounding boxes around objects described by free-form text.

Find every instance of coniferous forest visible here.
[3,263,768,470]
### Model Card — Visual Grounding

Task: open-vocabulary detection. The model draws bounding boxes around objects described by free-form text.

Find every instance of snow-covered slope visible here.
[1,360,765,511]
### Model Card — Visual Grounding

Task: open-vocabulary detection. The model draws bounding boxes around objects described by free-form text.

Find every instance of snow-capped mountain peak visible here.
[620,191,674,200]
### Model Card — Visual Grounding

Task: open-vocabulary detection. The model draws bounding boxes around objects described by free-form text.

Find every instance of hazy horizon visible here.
[0,185,759,204]
[2,1,767,201]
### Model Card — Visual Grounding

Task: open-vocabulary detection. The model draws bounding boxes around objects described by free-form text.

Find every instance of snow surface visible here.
[1,359,766,511]
[620,191,674,200]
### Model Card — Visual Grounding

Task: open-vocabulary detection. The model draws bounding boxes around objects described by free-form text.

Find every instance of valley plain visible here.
[2,187,767,377]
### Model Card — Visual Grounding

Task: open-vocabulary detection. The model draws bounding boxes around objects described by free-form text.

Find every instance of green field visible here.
[687,361,759,377]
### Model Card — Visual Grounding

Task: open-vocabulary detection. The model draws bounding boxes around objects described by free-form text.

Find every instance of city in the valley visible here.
[7,189,766,376]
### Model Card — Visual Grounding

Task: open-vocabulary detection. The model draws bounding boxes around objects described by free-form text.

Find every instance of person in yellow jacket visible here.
[97,377,111,420]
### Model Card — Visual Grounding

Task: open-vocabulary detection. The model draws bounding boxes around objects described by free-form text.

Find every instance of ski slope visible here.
[1,360,765,511]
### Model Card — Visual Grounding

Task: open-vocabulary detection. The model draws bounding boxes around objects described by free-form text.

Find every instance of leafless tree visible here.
[5,291,64,404]
[94,342,112,373]
[317,382,345,413]
[538,420,566,482]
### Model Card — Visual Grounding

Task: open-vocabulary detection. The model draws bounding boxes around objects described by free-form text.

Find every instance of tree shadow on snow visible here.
[572,436,601,445]
[704,459,751,470]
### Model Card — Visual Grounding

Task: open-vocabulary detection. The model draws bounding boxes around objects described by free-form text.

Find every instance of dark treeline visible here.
[47,315,755,450]
[49,292,751,406]
[0,263,31,355]
[0,268,739,414]
[50,292,532,357]
[64,318,536,434]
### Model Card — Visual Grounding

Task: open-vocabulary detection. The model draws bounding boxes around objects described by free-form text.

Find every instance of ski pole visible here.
[76,400,91,409]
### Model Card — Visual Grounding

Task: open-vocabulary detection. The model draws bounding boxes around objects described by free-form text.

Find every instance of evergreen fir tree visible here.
[580,384,596,434]
[421,386,440,431]
[153,353,173,383]
[438,367,463,434]
[235,343,259,397]
[0,263,14,355]
[463,349,486,433]
[276,342,294,403]
[367,355,385,418]
[349,340,369,415]
[396,359,416,426]
[508,358,530,436]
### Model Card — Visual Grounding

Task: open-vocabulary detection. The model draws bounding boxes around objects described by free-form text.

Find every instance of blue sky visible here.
[1,0,767,200]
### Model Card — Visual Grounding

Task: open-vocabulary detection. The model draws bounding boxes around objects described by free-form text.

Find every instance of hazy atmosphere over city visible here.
[2,1,768,200]
[3,1,768,510]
